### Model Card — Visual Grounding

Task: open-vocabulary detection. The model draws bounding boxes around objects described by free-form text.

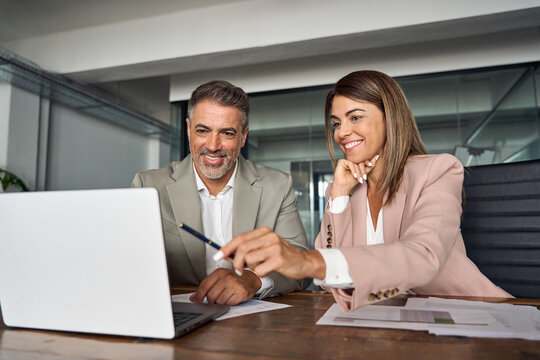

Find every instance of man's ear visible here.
[186,118,191,142]
[240,126,249,147]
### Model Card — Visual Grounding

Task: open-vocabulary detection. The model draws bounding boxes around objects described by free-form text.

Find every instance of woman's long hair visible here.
[324,70,427,204]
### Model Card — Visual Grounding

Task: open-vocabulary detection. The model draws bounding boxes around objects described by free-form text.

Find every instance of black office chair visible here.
[461,159,540,298]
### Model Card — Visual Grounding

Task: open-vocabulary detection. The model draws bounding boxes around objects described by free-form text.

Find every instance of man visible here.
[132,80,309,305]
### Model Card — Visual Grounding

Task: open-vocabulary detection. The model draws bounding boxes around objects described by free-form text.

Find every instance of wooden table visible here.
[1,288,539,360]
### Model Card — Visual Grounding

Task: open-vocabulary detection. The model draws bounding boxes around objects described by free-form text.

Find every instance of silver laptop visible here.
[0,188,228,339]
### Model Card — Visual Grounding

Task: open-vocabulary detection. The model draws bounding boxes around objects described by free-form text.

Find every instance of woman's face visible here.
[331,95,386,164]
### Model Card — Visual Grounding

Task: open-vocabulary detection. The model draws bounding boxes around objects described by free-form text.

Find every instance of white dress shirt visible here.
[314,196,384,288]
[193,161,272,294]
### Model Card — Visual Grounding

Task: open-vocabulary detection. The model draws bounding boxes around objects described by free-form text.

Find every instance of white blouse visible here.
[314,196,383,288]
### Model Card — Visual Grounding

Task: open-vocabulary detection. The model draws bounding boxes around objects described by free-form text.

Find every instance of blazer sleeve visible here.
[258,174,311,299]
[318,155,464,311]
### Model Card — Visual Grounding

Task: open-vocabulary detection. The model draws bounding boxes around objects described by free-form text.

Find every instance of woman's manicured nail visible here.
[353,173,357,179]
[359,178,364,184]
[235,269,242,276]
[363,174,367,180]
[375,154,380,161]
[368,162,373,167]
[213,251,224,261]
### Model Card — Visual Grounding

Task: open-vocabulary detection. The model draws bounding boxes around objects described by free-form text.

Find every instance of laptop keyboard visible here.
[173,311,202,327]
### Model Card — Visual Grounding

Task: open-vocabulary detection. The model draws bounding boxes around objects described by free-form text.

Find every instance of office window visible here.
[400,65,540,164]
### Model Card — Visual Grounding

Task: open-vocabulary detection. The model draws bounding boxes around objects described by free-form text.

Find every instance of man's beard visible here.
[194,148,235,180]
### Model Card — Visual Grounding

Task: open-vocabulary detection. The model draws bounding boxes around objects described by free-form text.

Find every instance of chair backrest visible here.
[461,159,540,298]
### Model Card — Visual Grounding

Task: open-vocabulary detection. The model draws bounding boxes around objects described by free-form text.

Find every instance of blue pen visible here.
[178,223,234,259]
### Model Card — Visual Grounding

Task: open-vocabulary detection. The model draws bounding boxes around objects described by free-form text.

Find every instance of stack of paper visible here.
[316,297,540,340]
[172,293,291,321]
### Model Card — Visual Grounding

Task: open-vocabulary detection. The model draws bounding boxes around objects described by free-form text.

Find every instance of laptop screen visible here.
[0,188,177,338]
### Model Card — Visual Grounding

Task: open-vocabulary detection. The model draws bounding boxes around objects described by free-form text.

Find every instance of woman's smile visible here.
[343,139,364,152]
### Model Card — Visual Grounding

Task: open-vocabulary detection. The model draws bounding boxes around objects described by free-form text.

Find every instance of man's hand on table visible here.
[189,268,262,305]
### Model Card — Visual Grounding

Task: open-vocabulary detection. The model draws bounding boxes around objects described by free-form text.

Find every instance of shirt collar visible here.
[193,159,238,196]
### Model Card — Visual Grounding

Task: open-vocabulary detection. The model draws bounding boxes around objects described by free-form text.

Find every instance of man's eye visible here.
[195,129,208,134]
[223,132,234,137]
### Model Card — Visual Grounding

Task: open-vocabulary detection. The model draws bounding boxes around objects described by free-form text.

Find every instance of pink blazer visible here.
[315,154,511,311]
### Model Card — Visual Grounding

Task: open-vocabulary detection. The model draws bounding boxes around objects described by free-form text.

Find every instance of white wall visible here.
[7,86,41,189]
[3,0,539,83]
[0,81,11,168]
[0,82,41,189]
[170,27,540,101]
[0,80,169,191]
[147,138,171,170]
[46,103,159,190]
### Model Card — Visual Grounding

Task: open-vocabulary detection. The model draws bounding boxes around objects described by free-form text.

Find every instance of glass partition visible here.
[248,89,331,243]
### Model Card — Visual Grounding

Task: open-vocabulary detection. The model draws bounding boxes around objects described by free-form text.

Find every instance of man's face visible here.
[187,100,247,182]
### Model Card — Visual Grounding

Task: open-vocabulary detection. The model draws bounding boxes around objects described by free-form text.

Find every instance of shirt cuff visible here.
[313,248,354,289]
[257,276,274,295]
[245,268,274,295]
[328,196,349,214]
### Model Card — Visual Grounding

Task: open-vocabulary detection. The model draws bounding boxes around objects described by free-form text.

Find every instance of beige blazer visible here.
[132,155,310,298]
[315,154,511,311]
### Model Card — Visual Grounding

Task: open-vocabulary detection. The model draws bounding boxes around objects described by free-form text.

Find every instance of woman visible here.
[215,70,511,311]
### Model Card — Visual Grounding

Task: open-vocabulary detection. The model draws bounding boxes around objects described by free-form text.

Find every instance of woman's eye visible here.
[351,116,362,121]
[332,122,340,129]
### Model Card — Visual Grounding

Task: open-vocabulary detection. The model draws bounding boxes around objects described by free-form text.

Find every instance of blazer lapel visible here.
[233,157,262,236]
[383,191,407,244]
[166,155,206,282]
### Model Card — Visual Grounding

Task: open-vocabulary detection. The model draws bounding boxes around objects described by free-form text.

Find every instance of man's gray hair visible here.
[187,80,249,130]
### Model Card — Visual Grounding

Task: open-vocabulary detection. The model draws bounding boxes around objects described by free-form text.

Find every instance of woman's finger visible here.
[358,162,367,182]
[352,163,363,183]
[342,160,359,181]
[336,159,355,176]
[216,227,272,261]
[243,238,284,272]
[252,256,282,278]
[251,243,305,279]
[361,153,380,179]
[231,231,276,274]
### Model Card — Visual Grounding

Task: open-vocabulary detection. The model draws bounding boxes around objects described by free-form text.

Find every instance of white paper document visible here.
[407,297,540,340]
[172,293,291,321]
[316,297,540,340]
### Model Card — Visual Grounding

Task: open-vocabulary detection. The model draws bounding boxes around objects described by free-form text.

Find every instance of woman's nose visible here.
[339,120,352,138]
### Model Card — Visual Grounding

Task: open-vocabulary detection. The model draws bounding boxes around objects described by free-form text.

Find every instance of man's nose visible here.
[206,133,221,151]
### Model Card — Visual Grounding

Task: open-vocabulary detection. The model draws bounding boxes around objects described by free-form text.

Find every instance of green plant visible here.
[0,168,29,192]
